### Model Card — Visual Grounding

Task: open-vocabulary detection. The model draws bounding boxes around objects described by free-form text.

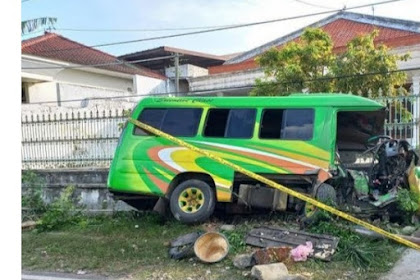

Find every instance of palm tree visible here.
[21,17,57,35]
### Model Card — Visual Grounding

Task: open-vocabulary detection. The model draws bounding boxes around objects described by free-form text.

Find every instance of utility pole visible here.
[174,52,180,93]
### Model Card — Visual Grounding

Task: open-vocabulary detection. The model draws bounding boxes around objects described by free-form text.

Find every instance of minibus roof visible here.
[138,94,384,108]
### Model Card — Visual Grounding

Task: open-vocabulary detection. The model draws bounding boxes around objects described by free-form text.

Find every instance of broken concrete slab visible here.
[246,226,339,261]
[253,247,291,265]
[251,263,289,280]
[233,253,255,269]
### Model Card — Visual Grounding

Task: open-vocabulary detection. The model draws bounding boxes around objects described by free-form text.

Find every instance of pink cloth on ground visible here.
[290,241,314,261]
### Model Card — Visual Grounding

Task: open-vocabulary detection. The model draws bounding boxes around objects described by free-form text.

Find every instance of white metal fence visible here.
[21,108,128,169]
[21,92,420,170]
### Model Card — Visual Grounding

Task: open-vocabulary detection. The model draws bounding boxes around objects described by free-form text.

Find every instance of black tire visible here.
[168,231,203,260]
[316,183,337,205]
[302,183,337,226]
[170,179,216,224]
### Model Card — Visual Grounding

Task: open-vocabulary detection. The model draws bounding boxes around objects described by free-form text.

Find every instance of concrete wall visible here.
[165,64,209,78]
[27,81,58,103]
[134,75,173,95]
[22,169,134,213]
[55,69,133,92]
[393,43,420,78]
[189,68,266,92]
[22,55,172,107]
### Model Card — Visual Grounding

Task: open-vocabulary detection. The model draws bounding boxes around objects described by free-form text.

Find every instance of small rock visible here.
[233,253,255,269]
[242,271,251,277]
[401,226,416,235]
[225,266,230,270]
[77,270,86,275]
[206,270,211,275]
[134,225,139,229]
[220,224,236,231]
[413,229,420,238]
[251,263,289,280]
[163,241,170,247]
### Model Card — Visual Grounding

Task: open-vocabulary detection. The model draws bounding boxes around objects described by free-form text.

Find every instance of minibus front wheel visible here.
[169,179,216,224]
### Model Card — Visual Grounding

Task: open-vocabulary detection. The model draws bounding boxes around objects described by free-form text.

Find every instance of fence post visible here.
[411,76,420,148]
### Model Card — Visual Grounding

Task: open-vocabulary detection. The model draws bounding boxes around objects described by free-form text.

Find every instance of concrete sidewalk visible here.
[22,271,111,280]
[380,249,420,280]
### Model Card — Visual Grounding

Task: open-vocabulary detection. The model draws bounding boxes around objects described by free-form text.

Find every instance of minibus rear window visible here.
[204,109,256,138]
[260,109,314,140]
[134,108,202,137]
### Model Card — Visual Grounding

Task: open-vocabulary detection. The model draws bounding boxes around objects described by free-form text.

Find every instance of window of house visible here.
[204,109,256,138]
[260,109,314,140]
[134,108,202,137]
[22,82,28,103]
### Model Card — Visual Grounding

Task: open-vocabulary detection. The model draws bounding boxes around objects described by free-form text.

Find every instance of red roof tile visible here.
[210,18,420,75]
[22,32,166,80]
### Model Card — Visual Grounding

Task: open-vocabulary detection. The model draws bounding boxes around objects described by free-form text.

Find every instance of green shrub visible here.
[397,189,419,213]
[22,171,47,221]
[38,185,85,231]
[308,221,400,270]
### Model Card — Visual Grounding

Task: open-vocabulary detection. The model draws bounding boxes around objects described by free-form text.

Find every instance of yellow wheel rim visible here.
[178,187,205,214]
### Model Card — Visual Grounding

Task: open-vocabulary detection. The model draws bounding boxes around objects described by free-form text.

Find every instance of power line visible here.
[22,55,178,70]
[33,0,401,55]
[294,0,337,10]
[25,66,420,105]
[55,24,240,33]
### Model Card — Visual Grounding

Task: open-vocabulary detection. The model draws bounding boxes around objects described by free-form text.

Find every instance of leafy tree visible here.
[21,17,57,35]
[253,28,410,97]
[333,30,409,97]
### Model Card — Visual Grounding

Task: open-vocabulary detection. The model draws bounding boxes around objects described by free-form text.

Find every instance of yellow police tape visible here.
[129,118,420,251]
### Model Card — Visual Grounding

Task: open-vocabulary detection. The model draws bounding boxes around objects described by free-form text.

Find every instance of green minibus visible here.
[108,94,420,223]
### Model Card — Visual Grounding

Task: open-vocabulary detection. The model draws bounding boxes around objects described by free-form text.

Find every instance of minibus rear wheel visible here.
[170,179,216,224]
[301,183,337,226]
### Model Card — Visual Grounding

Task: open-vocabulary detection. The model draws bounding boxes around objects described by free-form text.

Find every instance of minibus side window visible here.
[134,108,202,137]
[134,109,166,136]
[281,109,314,140]
[204,109,256,138]
[260,109,314,140]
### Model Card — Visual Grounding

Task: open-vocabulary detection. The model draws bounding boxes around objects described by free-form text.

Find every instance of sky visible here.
[21,0,420,57]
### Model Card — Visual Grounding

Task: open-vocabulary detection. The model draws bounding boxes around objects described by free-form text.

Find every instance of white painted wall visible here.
[392,44,420,73]
[189,68,265,91]
[165,64,209,78]
[27,81,58,103]
[55,68,133,92]
[134,74,174,95]
[22,55,171,108]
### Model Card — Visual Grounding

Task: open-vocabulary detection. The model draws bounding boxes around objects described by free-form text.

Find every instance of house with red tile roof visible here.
[22,32,171,107]
[188,11,420,96]
[118,46,240,93]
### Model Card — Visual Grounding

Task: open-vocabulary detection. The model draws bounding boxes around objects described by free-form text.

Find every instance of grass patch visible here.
[22,211,405,279]
[305,220,403,275]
